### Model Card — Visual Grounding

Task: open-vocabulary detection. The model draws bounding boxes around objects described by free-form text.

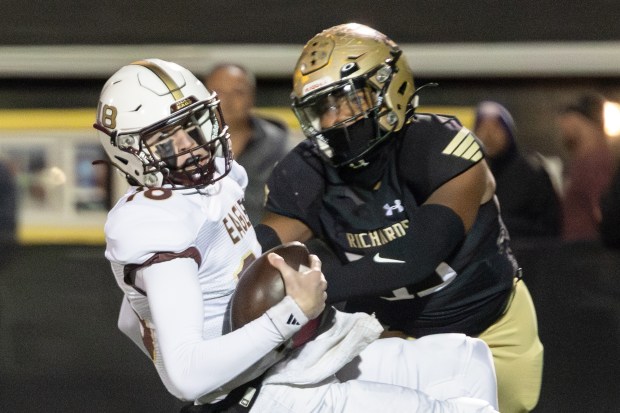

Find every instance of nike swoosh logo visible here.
[373,253,405,264]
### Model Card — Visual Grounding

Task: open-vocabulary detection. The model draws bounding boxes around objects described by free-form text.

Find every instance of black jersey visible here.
[265,114,518,336]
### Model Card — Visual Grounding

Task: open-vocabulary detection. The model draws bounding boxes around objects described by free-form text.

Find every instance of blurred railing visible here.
[1,42,620,79]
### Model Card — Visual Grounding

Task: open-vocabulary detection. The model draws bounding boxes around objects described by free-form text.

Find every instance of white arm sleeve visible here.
[142,257,306,401]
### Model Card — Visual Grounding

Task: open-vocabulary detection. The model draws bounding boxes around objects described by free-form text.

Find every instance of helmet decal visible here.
[302,77,333,96]
[131,60,185,102]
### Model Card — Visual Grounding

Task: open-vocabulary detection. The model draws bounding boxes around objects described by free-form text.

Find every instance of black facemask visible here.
[336,137,396,189]
[321,116,379,168]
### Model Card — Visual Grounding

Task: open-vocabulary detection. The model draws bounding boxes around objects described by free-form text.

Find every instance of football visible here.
[230,242,311,331]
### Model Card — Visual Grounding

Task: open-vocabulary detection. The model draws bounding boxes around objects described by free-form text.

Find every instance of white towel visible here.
[262,307,383,385]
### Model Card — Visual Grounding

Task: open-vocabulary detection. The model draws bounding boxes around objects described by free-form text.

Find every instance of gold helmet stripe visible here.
[131,60,184,101]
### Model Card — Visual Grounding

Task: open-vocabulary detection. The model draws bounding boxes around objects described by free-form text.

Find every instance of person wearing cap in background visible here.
[473,101,561,242]
[557,93,616,242]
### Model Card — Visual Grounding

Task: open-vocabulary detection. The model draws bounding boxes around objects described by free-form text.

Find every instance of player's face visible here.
[318,89,373,130]
[145,123,211,170]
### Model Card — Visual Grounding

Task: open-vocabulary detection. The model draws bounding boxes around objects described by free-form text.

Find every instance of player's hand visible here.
[268,252,327,320]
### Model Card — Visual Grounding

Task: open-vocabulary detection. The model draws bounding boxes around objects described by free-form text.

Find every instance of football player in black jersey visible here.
[255,23,543,413]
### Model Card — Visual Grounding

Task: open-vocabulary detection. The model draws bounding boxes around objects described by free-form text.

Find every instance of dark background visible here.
[1,1,619,45]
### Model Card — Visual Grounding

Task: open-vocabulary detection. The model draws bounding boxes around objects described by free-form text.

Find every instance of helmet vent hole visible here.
[114,156,129,165]
[397,81,408,95]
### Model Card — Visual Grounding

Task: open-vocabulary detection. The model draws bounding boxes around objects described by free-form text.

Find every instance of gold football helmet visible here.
[291,23,415,167]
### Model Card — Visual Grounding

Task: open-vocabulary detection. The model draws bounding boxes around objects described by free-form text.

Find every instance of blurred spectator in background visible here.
[474,101,561,240]
[204,63,292,224]
[557,93,615,242]
[600,166,620,248]
[0,159,17,268]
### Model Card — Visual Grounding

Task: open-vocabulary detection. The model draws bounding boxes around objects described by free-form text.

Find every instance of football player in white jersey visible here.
[95,58,499,413]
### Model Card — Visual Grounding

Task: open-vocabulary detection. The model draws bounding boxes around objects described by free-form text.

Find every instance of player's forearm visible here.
[143,259,306,400]
[317,204,465,302]
[163,297,305,400]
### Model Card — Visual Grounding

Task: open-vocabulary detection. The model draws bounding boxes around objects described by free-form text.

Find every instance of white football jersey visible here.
[105,162,262,390]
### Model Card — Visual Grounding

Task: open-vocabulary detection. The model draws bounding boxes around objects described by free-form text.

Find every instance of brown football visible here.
[230,242,311,331]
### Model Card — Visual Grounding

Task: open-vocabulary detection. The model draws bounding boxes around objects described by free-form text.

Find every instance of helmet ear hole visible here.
[340,62,359,77]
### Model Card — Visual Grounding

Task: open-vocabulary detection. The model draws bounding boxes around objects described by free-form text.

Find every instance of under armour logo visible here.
[286,314,300,325]
[348,159,370,169]
[383,200,404,216]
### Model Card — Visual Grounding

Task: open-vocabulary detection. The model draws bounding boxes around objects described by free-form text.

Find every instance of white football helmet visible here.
[94,58,232,189]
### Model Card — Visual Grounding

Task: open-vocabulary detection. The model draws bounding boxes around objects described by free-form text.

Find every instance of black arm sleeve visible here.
[254,224,282,252]
[316,204,465,303]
